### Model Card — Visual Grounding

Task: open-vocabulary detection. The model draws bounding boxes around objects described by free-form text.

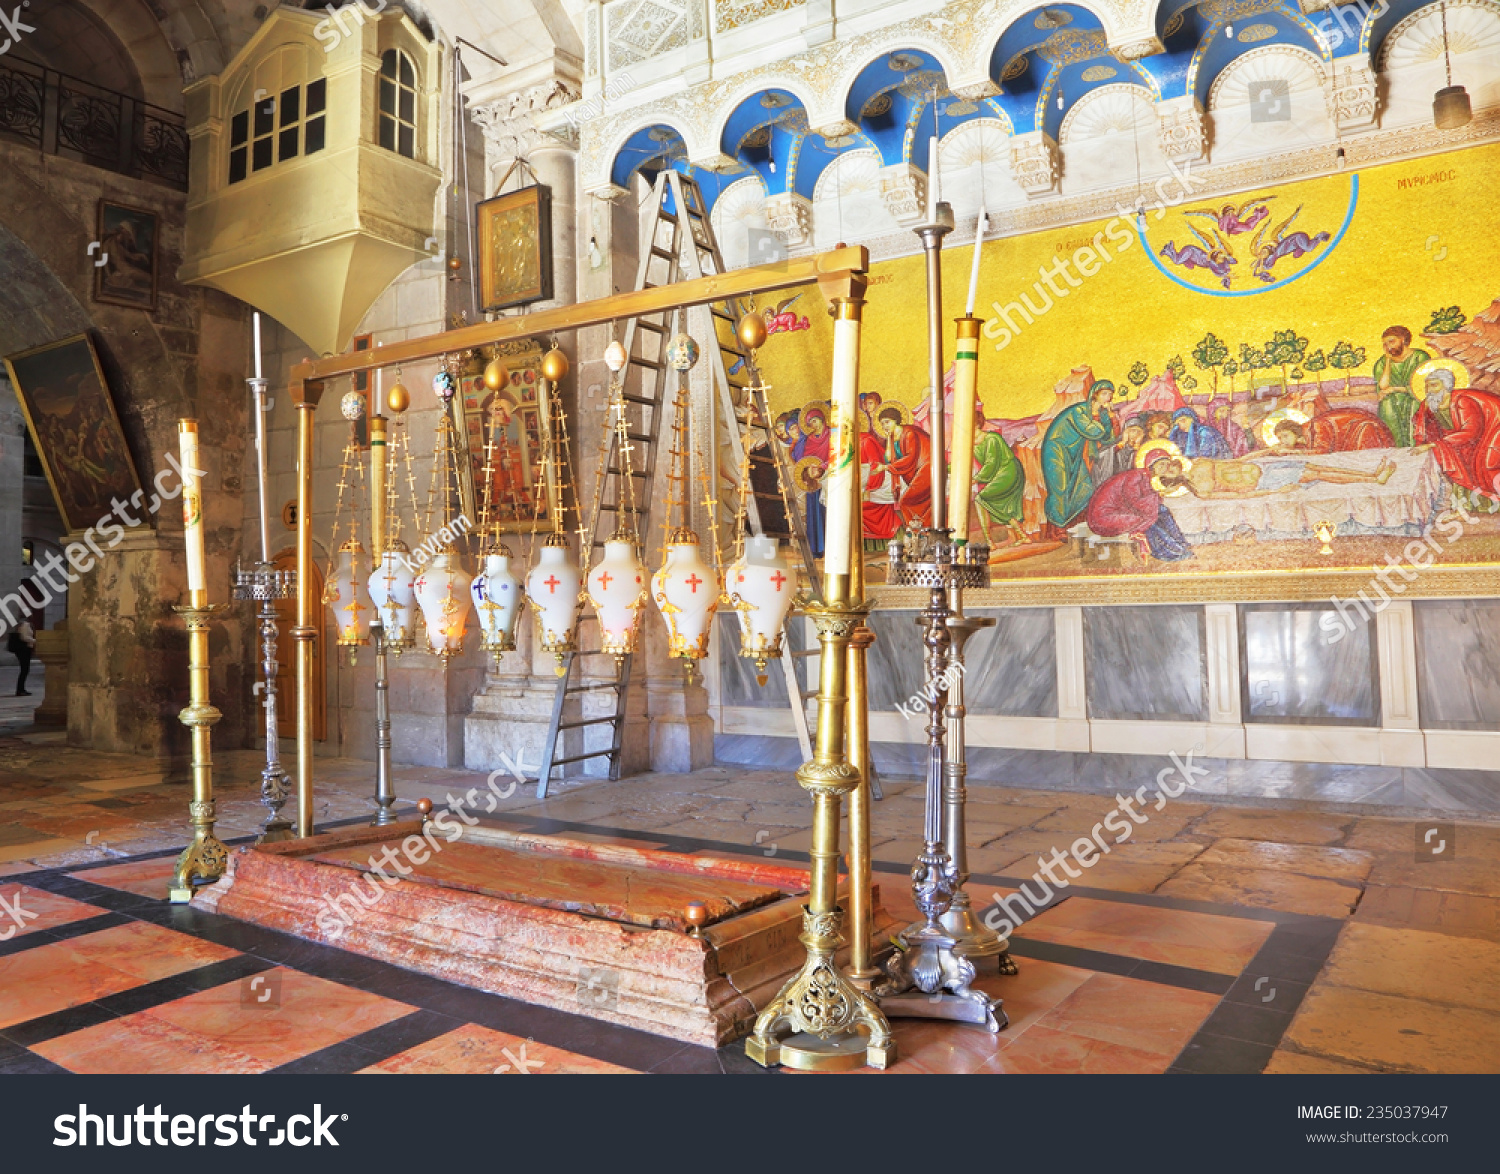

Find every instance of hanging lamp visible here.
[1434,2,1473,129]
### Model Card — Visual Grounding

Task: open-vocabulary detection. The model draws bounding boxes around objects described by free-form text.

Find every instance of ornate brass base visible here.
[170,602,227,904]
[745,906,896,1070]
[942,896,1019,974]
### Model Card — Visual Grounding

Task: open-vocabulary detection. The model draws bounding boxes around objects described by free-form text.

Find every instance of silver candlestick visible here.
[876,204,1006,1031]
[370,618,396,825]
[235,374,296,842]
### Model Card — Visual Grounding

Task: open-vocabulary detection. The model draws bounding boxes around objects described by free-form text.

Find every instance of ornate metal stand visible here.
[236,373,296,843]
[370,619,397,825]
[875,200,1008,1028]
[170,599,228,903]
[746,597,895,1071]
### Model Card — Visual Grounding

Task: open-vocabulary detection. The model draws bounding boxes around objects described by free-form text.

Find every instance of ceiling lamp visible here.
[1434,3,1473,130]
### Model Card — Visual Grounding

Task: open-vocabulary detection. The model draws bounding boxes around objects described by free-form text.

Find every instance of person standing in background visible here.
[9,616,35,696]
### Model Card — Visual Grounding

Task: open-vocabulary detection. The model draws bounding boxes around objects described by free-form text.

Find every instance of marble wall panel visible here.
[1414,600,1500,730]
[1084,606,1207,721]
[1240,604,1379,725]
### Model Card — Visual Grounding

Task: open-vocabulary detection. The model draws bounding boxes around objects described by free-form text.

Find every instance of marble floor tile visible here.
[1283,985,1500,1073]
[1017,897,1273,975]
[34,1011,270,1075]
[66,857,180,901]
[0,883,102,935]
[1158,864,1363,918]
[1191,839,1375,884]
[1183,809,1356,846]
[1316,922,1500,1012]
[1262,1049,1378,1074]
[1353,885,1500,943]
[1033,971,1220,1058]
[980,1024,1176,1074]
[360,1023,634,1074]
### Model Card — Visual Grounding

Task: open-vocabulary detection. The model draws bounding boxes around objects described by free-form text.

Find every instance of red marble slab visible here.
[308,839,787,931]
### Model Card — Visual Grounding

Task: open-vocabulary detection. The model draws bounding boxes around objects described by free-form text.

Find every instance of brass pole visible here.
[170,419,226,903]
[370,415,387,562]
[846,390,877,985]
[746,289,893,1072]
[292,379,324,838]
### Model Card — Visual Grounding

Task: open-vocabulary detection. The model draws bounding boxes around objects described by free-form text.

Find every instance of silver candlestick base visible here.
[234,561,295,843]
[876,529,1009,1028]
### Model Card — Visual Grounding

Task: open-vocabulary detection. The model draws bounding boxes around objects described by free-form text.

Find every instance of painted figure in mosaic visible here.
[1085,455,1194,561]
[1041,379,1118,529]
[1092,417,1145,484]
[799,407,830,557]
[1249,205,1331,284]
[1419,373,1500,500]
[973,411,1026,546]
[1171,407,1233,459]
[1160,224,1236,290]
[858,424,900,543]
[878,406,933,532]
[1186,196,1274,237]
[1374,325,1432,446]
[1272,410,1394,454]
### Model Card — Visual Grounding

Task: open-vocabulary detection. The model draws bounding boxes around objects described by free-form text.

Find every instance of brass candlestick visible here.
[169,596,228,902]
[746,288,893,1072]
[293,377,325,838]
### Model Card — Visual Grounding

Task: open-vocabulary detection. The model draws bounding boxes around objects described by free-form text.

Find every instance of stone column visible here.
[1203,602,1245,758]
[1054,606,1090,751]
[464,72,587,780]
[1376,599,1425,766]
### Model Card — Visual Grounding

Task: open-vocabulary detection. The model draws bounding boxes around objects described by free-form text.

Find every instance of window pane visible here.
[229,146,247,184]
[304,116,325,155]
[378,116,394,151]
[252,137,273,171]
[307,78,326,115]
[230,110,248,147]
[381,49,396,78]
[400,54,414,87]
[280,86,300,126]
[254,98,274,137]
[398,124,413,158]
[379,79,395,116]
[279,126,299,162]
[398,86,414,123]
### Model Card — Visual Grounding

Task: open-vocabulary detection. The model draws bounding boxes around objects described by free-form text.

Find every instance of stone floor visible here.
[1,733,1499,1074]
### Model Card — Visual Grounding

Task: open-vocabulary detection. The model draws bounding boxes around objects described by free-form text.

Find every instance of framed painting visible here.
[477,184,553,312]
[93,201,159,311]
[456,341,559,535]
[3,334,147,534]
[753,140,1500,605]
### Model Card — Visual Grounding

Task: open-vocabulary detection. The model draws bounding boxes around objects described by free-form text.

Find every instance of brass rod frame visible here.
[746,288,894,1072]
[846,399,877,985]
[293,382,322,838]
[290,247,869,386]
[285,248,869,845]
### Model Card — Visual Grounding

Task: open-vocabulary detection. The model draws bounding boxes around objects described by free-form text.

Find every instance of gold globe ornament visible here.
[541,346,569,383]
[483,354,509,391]
[737,310,768,351]
[387,380,411,414]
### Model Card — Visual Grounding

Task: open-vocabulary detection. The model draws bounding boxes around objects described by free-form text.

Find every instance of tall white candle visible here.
[252,312,262,380]
[823,310,862,580]
[926,134,941,222]
[966,207,988,317]
[179,420,206,597]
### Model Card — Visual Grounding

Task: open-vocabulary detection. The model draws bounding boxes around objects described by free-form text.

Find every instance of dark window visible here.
[228,77,327,182]
[378,49,417,159]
